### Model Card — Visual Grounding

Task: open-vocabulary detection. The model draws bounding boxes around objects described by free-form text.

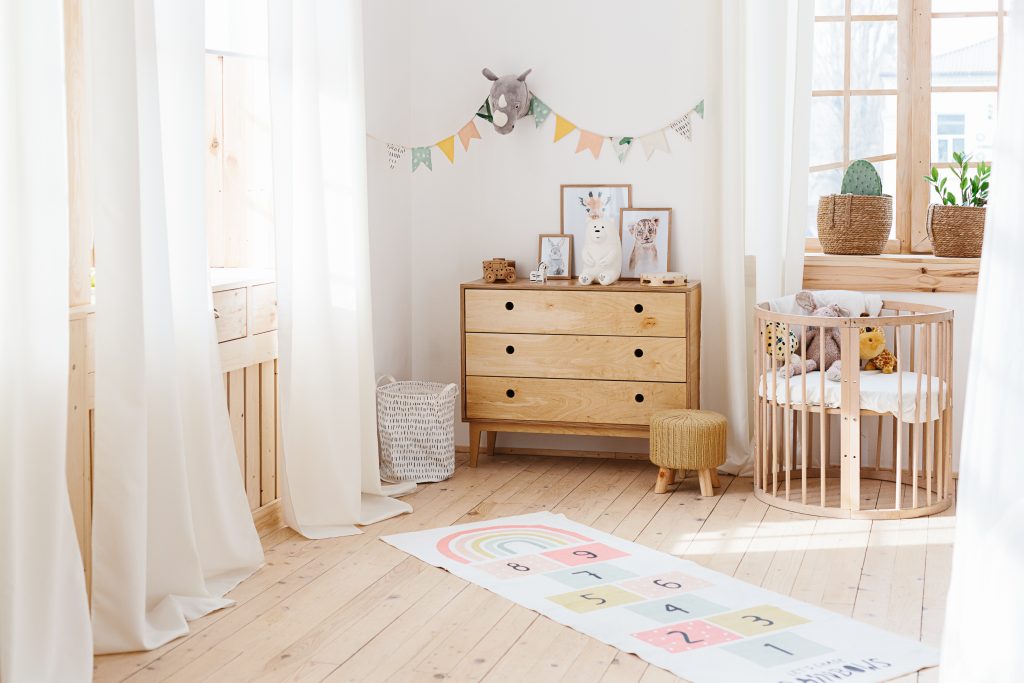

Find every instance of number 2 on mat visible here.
[667,630,704,644]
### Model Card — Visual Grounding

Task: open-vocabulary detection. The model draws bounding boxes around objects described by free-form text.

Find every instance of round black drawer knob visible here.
[634,303,644,313]
[505,301,514,310]
[634,348,644,358]
[506,345,515,354]
[506,389,516,398]
[634,393,645,403]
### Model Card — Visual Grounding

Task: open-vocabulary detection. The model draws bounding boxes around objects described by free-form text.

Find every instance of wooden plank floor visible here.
[92,454,955,682]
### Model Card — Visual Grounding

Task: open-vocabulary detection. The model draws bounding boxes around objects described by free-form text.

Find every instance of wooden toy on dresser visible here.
[460,278,701,465]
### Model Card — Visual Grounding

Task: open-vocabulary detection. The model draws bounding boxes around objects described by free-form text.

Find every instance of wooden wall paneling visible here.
[221,57,248,267]
[244,364,261,509]
[205,54,225,267]
[64,0,92,307]
[259,361,277,506]
[275,359,282,500]
[228,369,246,477]
[910,0,933,252]
[67,318,91,592]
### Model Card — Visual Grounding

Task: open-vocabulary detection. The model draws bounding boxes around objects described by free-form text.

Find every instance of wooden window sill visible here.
[802,253,979,293]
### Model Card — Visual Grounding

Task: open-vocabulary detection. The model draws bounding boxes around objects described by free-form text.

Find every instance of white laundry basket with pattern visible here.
[376,376,458,483]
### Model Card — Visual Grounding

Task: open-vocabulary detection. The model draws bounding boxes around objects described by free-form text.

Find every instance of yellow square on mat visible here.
[547,585,644,613]
[707,604,808,636]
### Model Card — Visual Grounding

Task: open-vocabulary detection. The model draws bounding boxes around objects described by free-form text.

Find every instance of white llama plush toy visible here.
[578,216,622,286]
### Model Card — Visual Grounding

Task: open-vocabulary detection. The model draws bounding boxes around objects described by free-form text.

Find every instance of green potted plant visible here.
[817,160,893,255]
[924,151,990,258]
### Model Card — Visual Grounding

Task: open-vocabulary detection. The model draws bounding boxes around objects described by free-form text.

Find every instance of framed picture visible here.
[620,207,671,280]
[538,234,573,279]
[560,184,632,277]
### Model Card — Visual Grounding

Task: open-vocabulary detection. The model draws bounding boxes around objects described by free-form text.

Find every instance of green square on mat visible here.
[722,632,834,668]
[626,595,729,624]
[545,563,637,589]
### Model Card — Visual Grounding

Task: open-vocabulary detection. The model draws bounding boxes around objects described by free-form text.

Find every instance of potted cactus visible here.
[924,151,989,257]
[817,160,893,255]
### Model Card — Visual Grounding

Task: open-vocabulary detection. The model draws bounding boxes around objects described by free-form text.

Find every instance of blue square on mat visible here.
[545,563,637,589]
[626,595,729,624]
[722,632,834,668]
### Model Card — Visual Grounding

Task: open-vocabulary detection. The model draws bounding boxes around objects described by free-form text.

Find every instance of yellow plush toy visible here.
[859,326,898,373]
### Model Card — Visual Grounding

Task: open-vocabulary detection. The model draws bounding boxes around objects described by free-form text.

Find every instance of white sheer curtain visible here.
[88,0,264,653]
[0,1,93,679]
[267,0,413,539]
[941,6,1024,680]
[710,0,813,474]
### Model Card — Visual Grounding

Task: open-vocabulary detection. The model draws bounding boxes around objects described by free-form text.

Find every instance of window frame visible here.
[806,0,1005,256]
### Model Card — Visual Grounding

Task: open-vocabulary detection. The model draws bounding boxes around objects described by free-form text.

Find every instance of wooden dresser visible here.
[460,279,701,465]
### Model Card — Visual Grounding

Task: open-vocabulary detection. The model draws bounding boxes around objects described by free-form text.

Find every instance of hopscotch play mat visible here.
[382,512,938,683]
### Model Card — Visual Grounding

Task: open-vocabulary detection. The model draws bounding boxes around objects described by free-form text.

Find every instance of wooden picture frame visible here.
[619,207,672,280]
[537,234,573,280]
[560,184,632,277]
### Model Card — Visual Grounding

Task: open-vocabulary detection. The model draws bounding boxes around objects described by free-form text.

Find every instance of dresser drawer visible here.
[464,289,686,337]
[465,376,688,425]
[213,287,247,342]
[465,333,686,382]
[250,283,278,334]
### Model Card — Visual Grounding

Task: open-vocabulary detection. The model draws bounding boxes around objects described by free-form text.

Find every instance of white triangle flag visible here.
[386,143,407,170]
[668,112,693,141]
[639,130,670,159]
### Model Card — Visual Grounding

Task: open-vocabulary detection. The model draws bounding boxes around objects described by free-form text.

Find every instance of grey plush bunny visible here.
[786,291,848,378]
[482,68,533,134]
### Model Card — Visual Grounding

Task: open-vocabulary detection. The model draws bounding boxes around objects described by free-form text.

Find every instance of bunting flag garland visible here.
[639,130,671,159]
[575,130,603,159]
[411,146,432,172]
[369,96,704,171]
[436,136,456,164]
[529,96,552,128]
[553,114,576,143]
[458,119,481,151]
[668,112,692,142]
[386,143,406,170]
[610,136,633,163]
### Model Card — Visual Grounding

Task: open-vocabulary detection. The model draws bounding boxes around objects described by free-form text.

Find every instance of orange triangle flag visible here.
[458,120,481,151]
[575,130,603,159]
[553,115,576,143]
[436,136,456,163]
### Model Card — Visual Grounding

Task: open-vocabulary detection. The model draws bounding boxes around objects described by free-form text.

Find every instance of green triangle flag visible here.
[476,97,493,123]
[530,96,552,128]
[411,146,432,172]
[695,100,704,119]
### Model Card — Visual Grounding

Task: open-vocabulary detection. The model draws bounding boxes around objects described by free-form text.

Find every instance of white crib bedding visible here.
[757,370,946,423]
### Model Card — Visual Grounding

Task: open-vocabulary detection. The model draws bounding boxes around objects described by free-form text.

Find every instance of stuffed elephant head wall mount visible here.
[482,68,533,134]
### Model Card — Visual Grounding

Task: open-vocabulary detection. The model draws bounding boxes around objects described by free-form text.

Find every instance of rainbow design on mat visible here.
[436,524,594,564]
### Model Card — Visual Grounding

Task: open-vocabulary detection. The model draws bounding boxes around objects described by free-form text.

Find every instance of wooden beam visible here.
[64,0,92,307]
[802,253,979,292]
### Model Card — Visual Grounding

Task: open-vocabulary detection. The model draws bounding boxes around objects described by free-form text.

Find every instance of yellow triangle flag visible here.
[436,136,456,164]
[553,115,576,143]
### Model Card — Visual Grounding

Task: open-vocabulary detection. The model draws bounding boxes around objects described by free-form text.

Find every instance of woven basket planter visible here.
[927,204,986,258]
[816,194,893,255]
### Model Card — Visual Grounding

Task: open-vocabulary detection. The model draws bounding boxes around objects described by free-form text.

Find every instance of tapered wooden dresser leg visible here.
[469,424,483,467]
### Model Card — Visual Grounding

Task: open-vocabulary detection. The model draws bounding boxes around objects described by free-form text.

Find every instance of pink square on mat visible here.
[618,571,713,598]
[475,554,564,579]
[632,620,741,654]
[542,542,630,566]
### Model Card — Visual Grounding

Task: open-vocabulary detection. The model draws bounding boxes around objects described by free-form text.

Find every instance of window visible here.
[807,0,1005,254]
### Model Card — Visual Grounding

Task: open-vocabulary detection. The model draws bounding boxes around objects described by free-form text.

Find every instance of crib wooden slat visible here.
[925,323,933,506]
[784,324,791,501]
[913,325,923,510]
[819,325,826,508]
[801,326,808,505]
[771,337,779,497]
[895,322,903,510]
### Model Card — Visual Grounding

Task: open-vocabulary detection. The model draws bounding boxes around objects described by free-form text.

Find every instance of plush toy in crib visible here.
[764,321,798,361]
[859,325,898,373]
[786,291,848,378]
[578,216,622,286]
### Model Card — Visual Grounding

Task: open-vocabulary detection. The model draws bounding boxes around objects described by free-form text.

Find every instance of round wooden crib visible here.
[754,299,954,519]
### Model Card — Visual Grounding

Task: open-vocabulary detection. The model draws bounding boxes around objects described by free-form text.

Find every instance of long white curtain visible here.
[267,0,413,539]
[88,0,264,653]
[710,0,813,474]
[941,6,1024,680]
[0,1,93,679]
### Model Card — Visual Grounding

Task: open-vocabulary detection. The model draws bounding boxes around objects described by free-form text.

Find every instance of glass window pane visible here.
[932,0,998,11]
[932,17,998,87]
[810,97,844,166]
[812,22,845,90]
[807,169,843,237]
[850,95,896,159]
[851,21,898,89]
[932,92,997,162]
[851,0,897,14]
[815,0,845,16]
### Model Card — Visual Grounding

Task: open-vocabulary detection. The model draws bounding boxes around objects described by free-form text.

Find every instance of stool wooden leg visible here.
[710,469,721,488]
[698,469,715,497]
[486,431,497,456]
[655,467,676,494]
[678,469,688,479]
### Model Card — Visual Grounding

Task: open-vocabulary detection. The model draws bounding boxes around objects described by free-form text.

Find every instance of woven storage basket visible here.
[817,194,893,255]
[927,204,986,257]
[376,377,458,483]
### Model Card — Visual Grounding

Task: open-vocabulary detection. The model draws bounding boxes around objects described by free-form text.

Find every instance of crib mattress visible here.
[757,370,946,423]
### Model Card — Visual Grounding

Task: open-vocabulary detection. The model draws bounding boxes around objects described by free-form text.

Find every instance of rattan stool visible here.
[650,409,727,496]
